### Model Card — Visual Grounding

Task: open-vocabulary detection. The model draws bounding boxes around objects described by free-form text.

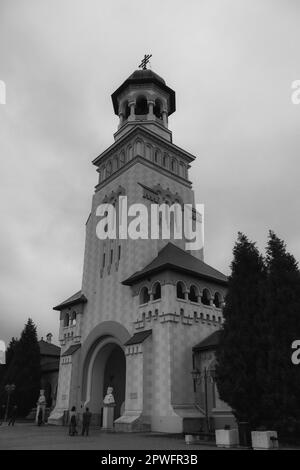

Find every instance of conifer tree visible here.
[215,232,266,427]
[2,319,41,416]
[0,337,19,404]
[261,231,300,434]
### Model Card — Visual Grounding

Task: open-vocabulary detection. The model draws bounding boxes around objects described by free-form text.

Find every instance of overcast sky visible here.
[0,0,299,345]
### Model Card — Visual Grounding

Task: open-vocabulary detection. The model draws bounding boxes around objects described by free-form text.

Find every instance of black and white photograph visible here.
[0,0,300,457]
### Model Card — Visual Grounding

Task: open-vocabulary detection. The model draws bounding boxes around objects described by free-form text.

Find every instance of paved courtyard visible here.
[0,423,218,450]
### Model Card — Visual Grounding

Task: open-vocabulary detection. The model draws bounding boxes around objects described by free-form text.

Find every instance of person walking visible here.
[0,404,6,425]
[81,407,92,436]
[69,406,77,436]
[8,405,18,426]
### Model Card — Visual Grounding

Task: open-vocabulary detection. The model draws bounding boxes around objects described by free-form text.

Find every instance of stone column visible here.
[147,100,155,120]
[128,101,135,121]
[162,110,168,127]
[118,112,125,128]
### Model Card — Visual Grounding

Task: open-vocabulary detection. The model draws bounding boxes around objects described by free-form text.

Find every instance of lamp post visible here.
[191,368,215,432]
[4,384,16,422]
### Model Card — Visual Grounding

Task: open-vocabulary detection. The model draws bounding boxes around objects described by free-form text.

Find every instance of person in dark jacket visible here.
[0,404,6,425]
[81,407,92,436]
[8,405,18,426]
[69,406,77,436]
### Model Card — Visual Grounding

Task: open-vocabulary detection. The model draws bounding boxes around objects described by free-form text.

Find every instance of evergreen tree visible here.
[0,337,19,404]
[2,319,41,416]
[215,232,266,427]
[5,337,19,366]
[261,231,300,434]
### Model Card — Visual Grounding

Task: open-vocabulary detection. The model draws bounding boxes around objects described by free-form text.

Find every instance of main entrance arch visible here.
[80,321,130,424]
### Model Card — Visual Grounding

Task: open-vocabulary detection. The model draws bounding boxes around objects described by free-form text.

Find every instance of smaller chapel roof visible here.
[193,330,221,352]
[38,339,60,357]
[124,330,152,346]
[122,243,228,286]
[53,290,87,311]
[62,344,81,357]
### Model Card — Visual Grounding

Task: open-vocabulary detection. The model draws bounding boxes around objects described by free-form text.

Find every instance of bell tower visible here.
[111,68,176,142]
[50,62,228,434]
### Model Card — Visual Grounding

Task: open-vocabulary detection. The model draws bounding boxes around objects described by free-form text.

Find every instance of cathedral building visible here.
[49,65,230,433]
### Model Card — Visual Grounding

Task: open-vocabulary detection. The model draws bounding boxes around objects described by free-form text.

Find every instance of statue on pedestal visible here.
[102,386,115,430]
[36,389,46,425]
[103,386,115,406]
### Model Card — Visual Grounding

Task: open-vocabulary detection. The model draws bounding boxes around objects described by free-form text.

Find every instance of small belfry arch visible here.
[135,95,148,115]
[201,288,212,306]
[188,285,199,303]
[139,286,150,304]
[176,281,186,299]
[152,281,161,300]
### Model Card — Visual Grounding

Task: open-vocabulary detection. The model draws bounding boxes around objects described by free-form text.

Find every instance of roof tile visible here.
[122,243,227,286]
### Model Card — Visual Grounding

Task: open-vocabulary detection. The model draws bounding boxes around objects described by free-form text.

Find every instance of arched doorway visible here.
[103,345,126,419]
[83,337,126,424]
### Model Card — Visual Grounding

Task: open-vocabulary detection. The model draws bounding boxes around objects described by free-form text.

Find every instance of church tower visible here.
[49,63,227,433]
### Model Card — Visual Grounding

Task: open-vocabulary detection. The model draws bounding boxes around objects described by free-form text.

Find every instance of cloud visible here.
[0,0,299,343]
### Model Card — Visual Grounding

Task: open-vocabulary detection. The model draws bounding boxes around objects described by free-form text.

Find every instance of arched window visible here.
[153,282,161,300]
[128,144,134,160]
[171,158,178,173]
[140,286,150,305]
[71,312,77,326]
[154,149,160,164]
[153,99,163,119]
[145,144,152,160]
[113,156,119,171]
[188,285,198,302]
[202,288,211,306]
[120,151,125,166]
[135,96,148,115]
[162,153,168,167]
[64,313,70,327]
[106,161,112,177]
[176,281,185,299]
[100,165,105,181]
[213,292,222,308]
[134,140,143,158]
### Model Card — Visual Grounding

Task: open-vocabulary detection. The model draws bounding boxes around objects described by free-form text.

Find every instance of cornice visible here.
[92,125,196,167]
[94,155,193,193]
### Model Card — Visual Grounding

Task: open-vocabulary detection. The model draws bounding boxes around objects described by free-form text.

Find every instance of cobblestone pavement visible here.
[0,423,220,450]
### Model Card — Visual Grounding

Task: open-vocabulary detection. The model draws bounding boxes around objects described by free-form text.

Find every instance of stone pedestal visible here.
[102,404,115,430]
[215,429,239,448]
[251,431,278,450]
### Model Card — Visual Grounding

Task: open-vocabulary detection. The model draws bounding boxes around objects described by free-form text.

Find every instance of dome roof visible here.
[127,69,166,84]
[111,69,176,116]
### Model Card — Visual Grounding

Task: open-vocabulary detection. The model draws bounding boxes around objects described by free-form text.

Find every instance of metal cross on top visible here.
[139,54,152,70]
